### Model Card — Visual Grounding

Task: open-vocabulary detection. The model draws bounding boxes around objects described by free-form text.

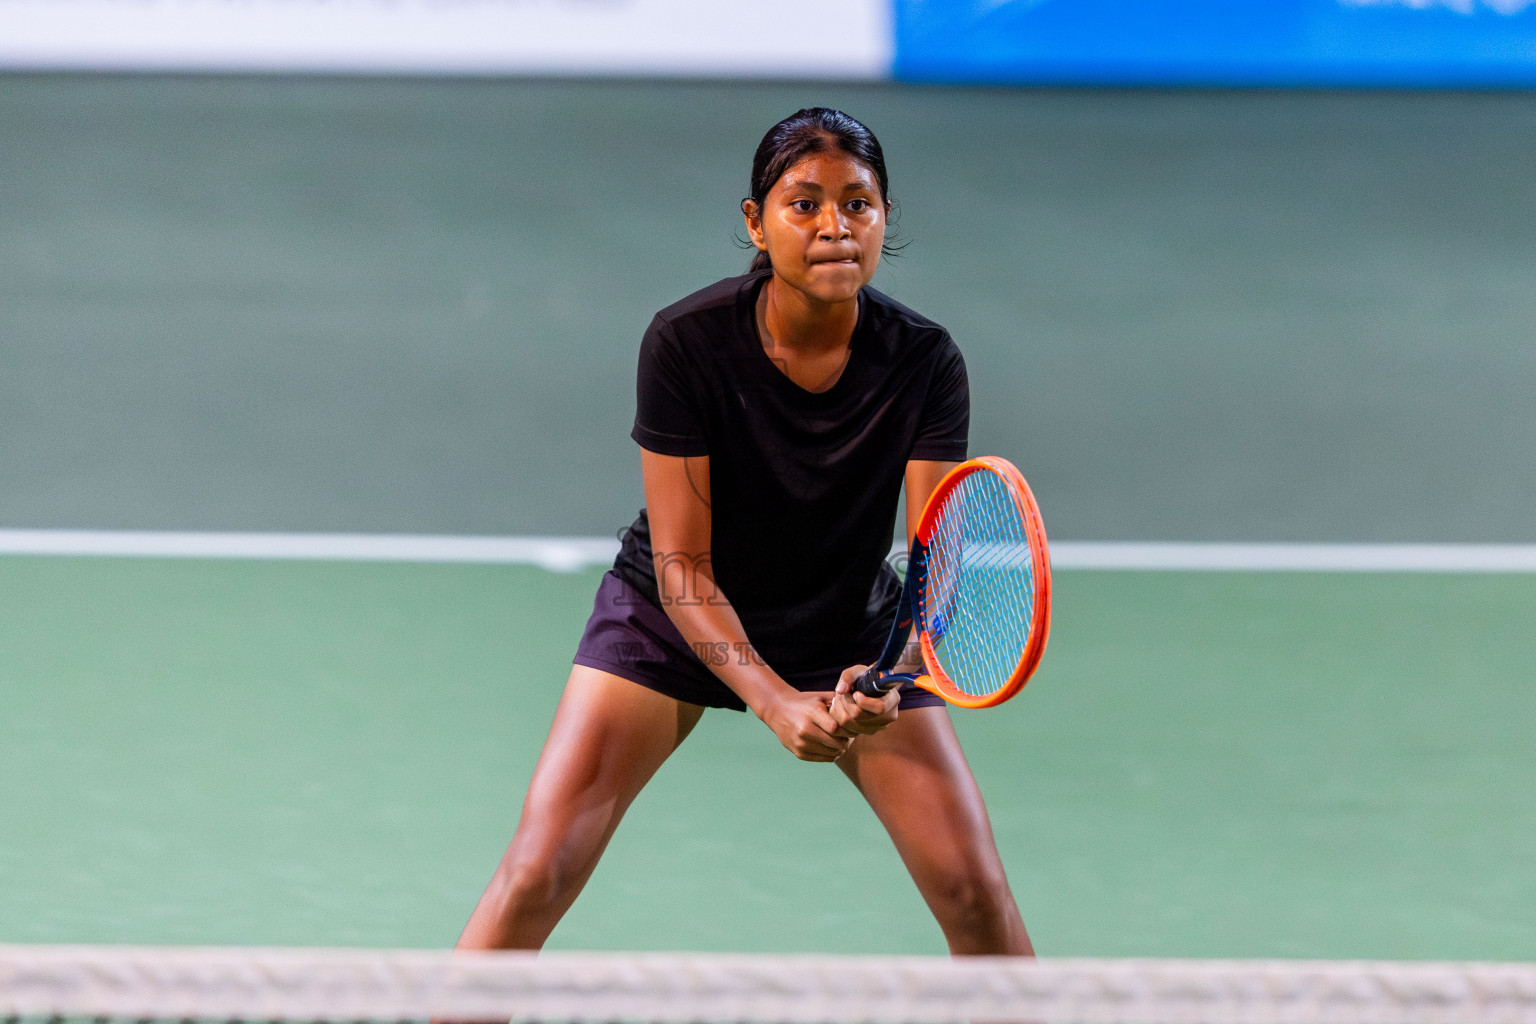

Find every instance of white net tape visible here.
[3,947,1535,1024]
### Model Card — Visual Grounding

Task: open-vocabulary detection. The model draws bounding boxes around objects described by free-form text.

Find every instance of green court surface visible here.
[3,555,1533,959]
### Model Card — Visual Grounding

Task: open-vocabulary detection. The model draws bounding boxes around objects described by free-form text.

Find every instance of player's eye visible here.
[790,199,816,213]
[847,198,870,212]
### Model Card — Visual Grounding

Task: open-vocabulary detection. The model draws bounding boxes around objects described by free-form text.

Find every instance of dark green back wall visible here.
[4,75,1534,540]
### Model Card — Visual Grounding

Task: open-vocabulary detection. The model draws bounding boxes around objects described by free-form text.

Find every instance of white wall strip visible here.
[3,531,1536,573]
[0,0,891,78]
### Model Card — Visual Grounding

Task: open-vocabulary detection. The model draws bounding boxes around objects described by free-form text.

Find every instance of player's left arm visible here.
[831,458,961,733]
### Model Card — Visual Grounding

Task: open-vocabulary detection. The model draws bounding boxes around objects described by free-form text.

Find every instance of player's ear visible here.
[741,198,767,251]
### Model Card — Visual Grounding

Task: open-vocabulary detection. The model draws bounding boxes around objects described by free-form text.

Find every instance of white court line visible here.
[1050,541,1536,573]
[0,529,620,573]
[2,530,1536,573]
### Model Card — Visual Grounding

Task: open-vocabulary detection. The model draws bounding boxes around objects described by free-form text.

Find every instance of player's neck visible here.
[758,276,858,356]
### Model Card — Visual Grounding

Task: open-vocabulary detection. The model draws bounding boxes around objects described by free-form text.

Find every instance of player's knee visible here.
[926,859,1013,934]
[492,846,587,913]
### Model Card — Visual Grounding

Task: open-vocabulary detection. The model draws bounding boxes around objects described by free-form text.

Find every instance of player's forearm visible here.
[653,563,792,715]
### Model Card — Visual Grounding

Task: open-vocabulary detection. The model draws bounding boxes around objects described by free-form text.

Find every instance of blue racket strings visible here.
[921,470,1037,697]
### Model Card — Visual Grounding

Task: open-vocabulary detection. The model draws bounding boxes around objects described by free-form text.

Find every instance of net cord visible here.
[4,948,1536,1024]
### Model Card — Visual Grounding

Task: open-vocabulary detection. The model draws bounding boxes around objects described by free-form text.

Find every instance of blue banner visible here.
[895,0,1536,86]
[8,0,1536,87]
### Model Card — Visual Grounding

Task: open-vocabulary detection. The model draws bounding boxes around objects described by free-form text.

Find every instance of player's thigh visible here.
[517,664,705,847]
[835,706,1006,883]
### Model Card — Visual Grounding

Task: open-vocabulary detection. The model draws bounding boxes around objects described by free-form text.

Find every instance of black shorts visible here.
[573,571,944,712]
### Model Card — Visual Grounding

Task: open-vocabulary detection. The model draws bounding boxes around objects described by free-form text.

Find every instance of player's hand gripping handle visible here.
[854,667,917,699]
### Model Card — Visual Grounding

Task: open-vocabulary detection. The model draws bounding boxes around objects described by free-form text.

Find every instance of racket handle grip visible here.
[854,667,898,698]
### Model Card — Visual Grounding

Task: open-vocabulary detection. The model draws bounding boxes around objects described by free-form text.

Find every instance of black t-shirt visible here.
[614,269,969,674]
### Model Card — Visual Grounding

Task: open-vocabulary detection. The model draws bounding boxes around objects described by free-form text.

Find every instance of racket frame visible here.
[853,456,1051,709]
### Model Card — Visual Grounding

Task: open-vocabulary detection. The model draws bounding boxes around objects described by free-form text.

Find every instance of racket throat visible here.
[853,540,929,698]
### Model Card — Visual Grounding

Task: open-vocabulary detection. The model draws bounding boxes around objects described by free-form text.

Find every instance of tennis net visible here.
[3,946,1534,1024]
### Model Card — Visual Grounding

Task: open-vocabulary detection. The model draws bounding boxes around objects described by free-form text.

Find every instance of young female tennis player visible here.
[456,108,1033,956]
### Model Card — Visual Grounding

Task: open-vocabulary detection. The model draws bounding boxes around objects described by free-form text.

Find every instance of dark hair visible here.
[742,107,897,273]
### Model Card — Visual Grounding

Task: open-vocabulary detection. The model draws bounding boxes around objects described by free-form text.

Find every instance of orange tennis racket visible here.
[854,456,1051,709]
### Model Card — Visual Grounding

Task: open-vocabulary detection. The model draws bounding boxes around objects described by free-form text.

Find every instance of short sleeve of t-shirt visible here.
[909,339,969,461]
[631,315,709,457]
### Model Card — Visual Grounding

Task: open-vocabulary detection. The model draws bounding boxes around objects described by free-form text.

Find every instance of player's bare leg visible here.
[836,706,1032,956]
[456,665,703,950]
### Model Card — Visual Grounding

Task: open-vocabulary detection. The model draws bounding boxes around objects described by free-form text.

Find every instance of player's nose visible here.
[816,205,851,241]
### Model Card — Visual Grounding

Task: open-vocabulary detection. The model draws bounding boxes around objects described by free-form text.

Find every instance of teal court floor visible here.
[4,556,1532,959]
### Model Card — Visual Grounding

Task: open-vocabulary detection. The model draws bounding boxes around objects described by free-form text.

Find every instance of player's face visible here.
[745,149,887,305]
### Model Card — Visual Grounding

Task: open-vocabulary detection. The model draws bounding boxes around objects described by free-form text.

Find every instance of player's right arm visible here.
[641,448,851,762]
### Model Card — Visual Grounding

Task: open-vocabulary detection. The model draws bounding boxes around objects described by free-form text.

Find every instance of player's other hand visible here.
[758,689,853,762]
[830,665,900,736]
